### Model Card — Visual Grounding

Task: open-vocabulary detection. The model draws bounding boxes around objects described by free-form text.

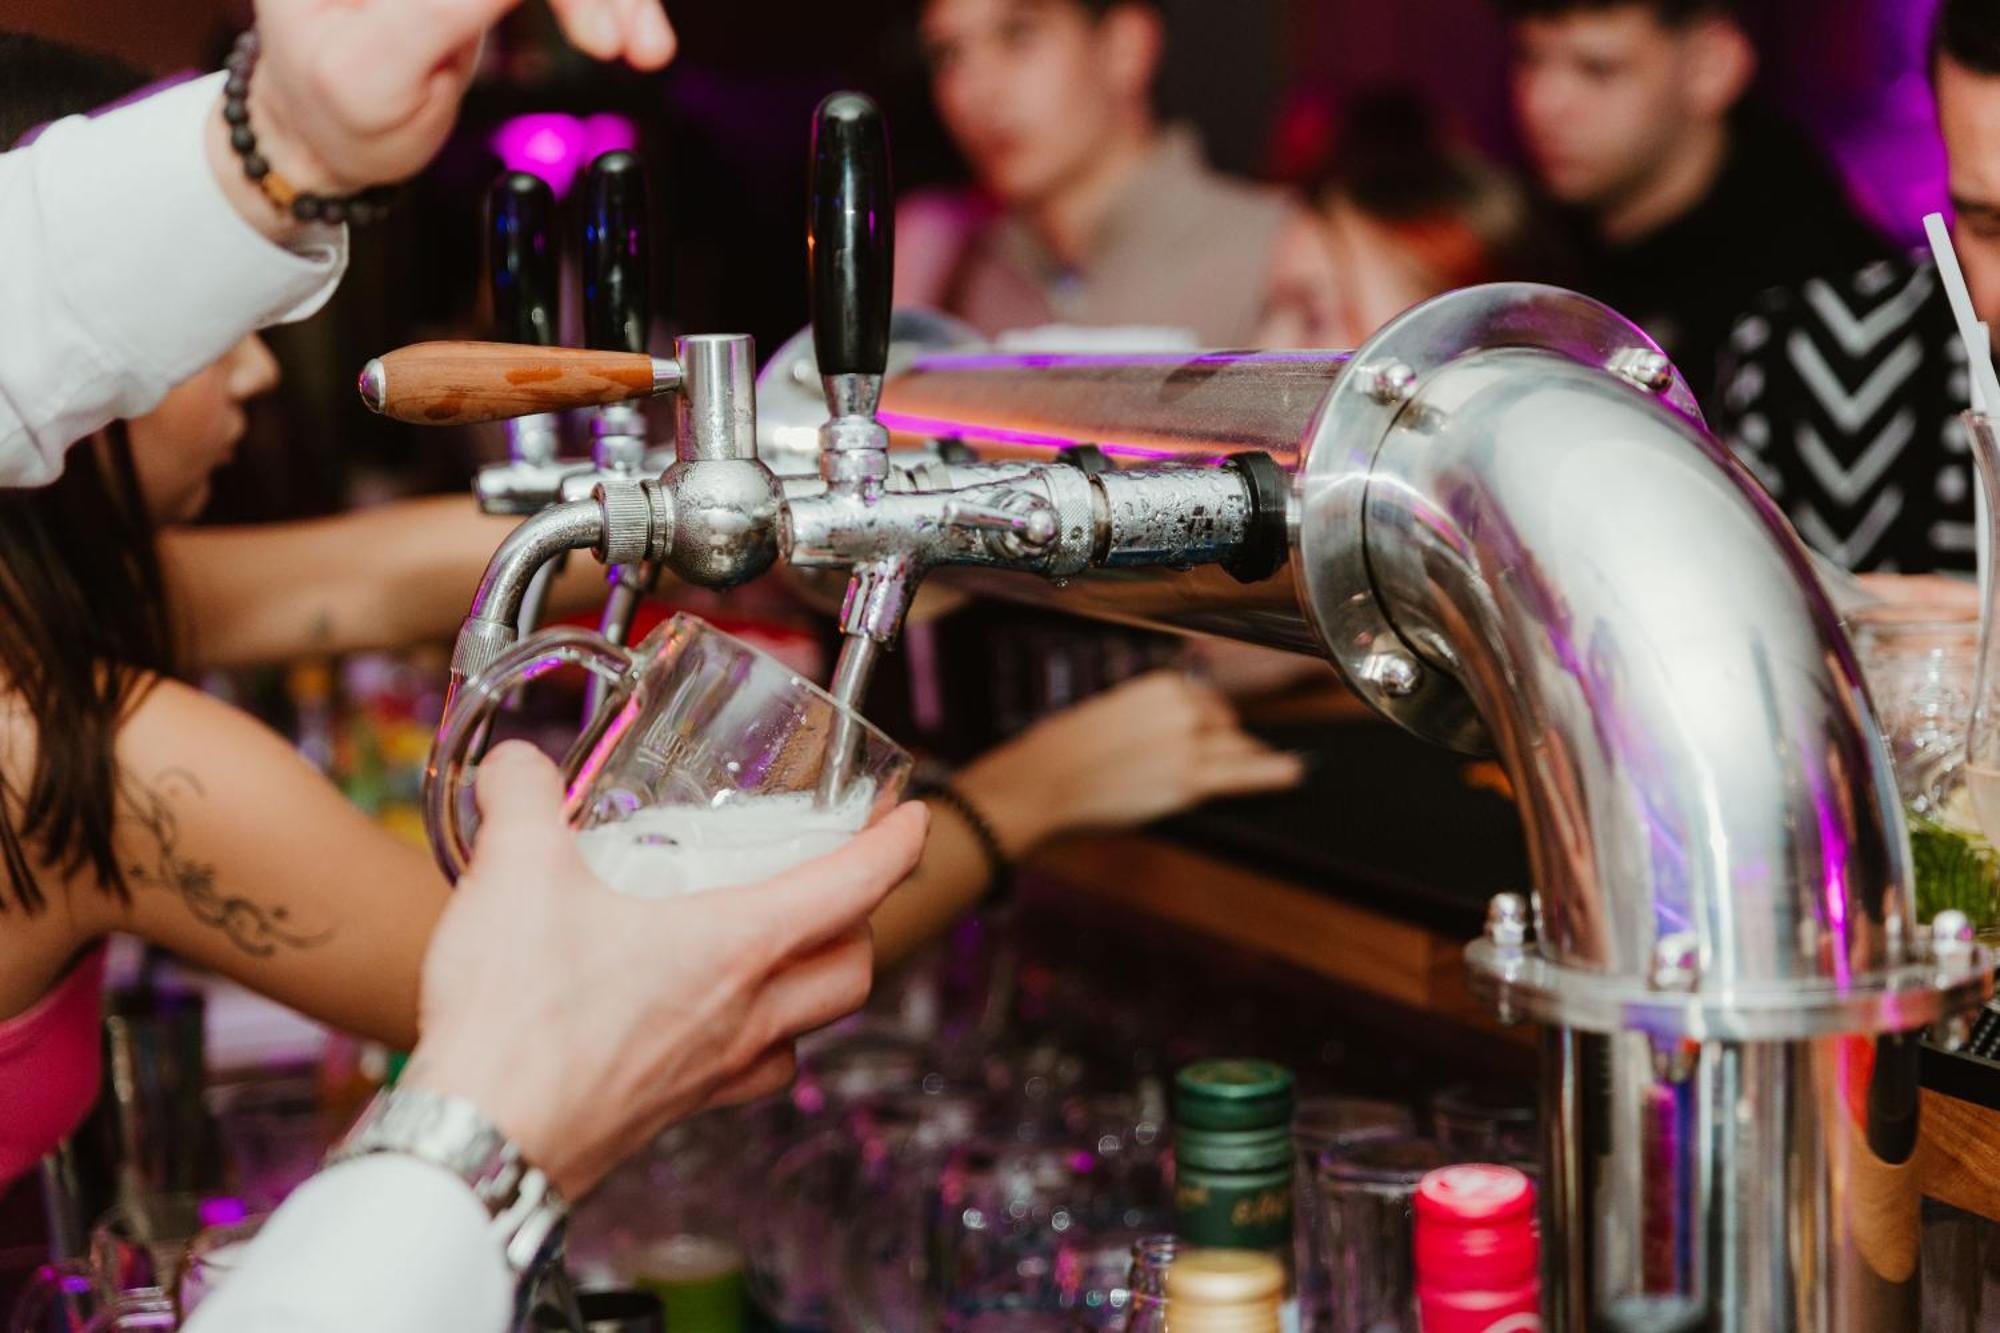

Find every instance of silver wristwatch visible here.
[328,1086,569,1281]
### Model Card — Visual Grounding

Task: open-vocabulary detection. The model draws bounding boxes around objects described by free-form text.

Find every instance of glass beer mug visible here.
[427,614,912,888]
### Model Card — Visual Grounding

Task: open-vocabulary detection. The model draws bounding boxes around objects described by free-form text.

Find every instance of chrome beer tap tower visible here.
[367,93,1993,1333]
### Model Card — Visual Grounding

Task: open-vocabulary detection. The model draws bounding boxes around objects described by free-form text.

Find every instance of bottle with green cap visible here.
[1174,1059,1297,1328]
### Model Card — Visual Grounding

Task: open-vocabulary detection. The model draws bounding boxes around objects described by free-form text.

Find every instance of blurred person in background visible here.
[1499,0,1889,406]
[1709,0,1997,584]
[897,0,1338,347]
[1260,89,1536,348]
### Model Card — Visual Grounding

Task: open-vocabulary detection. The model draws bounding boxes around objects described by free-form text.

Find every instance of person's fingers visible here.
[1198,727,1285,759]
[764,924,876,1024]
[546,0,675,66]
[1193,749,1309,797]
[473,740,566,823]
[542,0,624,59]
[468,741,582,873]
[705,1042,800,1109]
[1184,678,1238,732]
[627,1,677,68]
[1128,668,1231,732]
[309,0,519,107]
[744,803,929,956]
[741,927,876,1049]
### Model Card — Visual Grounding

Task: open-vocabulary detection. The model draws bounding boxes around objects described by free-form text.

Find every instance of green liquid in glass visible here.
[635,1236,748,1333]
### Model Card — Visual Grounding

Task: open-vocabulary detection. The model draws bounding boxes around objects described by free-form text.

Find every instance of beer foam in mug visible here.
[575,791,871,899]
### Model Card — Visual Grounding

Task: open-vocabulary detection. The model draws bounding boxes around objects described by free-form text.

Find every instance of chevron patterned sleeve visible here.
[1709,260,1971,575]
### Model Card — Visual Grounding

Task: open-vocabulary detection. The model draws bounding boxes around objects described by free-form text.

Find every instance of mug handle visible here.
[423,627,640,882]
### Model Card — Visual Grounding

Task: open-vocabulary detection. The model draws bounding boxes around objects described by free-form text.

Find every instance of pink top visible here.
[0,947,107,1189]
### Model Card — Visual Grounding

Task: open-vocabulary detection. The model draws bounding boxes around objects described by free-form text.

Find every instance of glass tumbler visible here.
[748,1086,984,1330]
[1317,1136,1450,1333]
[429,613,912,887]
[1293,1098,1416,1332]
[1851,609,2000,930]
[1428,1085,1537,1167]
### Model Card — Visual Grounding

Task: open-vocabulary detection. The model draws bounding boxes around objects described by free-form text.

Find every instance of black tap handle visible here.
[808,91,893,381]
[487,172,559,347]
[582,151,651,354]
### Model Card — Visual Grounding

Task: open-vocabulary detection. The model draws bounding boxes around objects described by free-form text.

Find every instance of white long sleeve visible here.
[0,71,346,486]
[183,1155,514,1333]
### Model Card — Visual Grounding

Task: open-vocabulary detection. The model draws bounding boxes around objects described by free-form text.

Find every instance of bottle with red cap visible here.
[1413,1163,1541,1333]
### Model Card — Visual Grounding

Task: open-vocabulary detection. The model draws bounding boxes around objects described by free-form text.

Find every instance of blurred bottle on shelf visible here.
[1412,1165,1540,1333]
[1164,1250,1287,1333]
[1173,1060,1298,1330]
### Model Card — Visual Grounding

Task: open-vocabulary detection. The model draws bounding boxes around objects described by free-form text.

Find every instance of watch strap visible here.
[328,1086,568,1277]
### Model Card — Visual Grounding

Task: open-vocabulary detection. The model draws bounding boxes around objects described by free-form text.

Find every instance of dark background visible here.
[5,0,1949,514]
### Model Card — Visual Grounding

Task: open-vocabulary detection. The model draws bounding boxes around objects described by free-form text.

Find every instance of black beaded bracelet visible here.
[915,779,1014,906]
[222,30,397,226]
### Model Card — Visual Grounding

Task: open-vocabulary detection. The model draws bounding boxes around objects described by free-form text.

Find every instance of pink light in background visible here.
[491,113,640,199]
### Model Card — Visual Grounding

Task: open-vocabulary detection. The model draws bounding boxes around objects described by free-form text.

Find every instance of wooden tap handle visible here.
[357,342,662,426]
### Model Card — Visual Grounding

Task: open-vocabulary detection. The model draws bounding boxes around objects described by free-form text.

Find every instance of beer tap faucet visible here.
[807,92,900,712]
[371,92,1283,850]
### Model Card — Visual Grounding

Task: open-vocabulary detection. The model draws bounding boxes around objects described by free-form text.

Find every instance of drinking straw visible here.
[1925,213,2000,414]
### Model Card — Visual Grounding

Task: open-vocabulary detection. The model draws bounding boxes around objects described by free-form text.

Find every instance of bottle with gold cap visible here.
[1163,1250,1286,1333]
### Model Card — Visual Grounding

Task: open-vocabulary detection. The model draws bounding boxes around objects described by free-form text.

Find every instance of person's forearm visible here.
[871,778,1059,967]
[0,75,345,487]
[167,497,613,668]
[871,803,992,967]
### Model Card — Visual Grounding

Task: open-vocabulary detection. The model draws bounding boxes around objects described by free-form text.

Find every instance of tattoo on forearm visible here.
[122,768,334,957]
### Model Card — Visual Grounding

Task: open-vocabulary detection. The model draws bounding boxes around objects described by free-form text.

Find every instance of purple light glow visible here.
[199,1196,249,1228]
[492,113,640,199]
[874,410,1207,462]
[566,693,644,813]
[1800,740,1853,988]
[1825,1,1948,246]
[910,350,1347,374]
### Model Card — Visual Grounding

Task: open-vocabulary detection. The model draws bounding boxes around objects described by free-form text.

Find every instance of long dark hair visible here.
[0,34,180,913]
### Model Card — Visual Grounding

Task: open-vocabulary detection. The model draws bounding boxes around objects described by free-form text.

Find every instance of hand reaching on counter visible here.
[871,671,1306,964]
[402,741,926,1198]
[960,670,1307,855]
[217,0,676,239]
